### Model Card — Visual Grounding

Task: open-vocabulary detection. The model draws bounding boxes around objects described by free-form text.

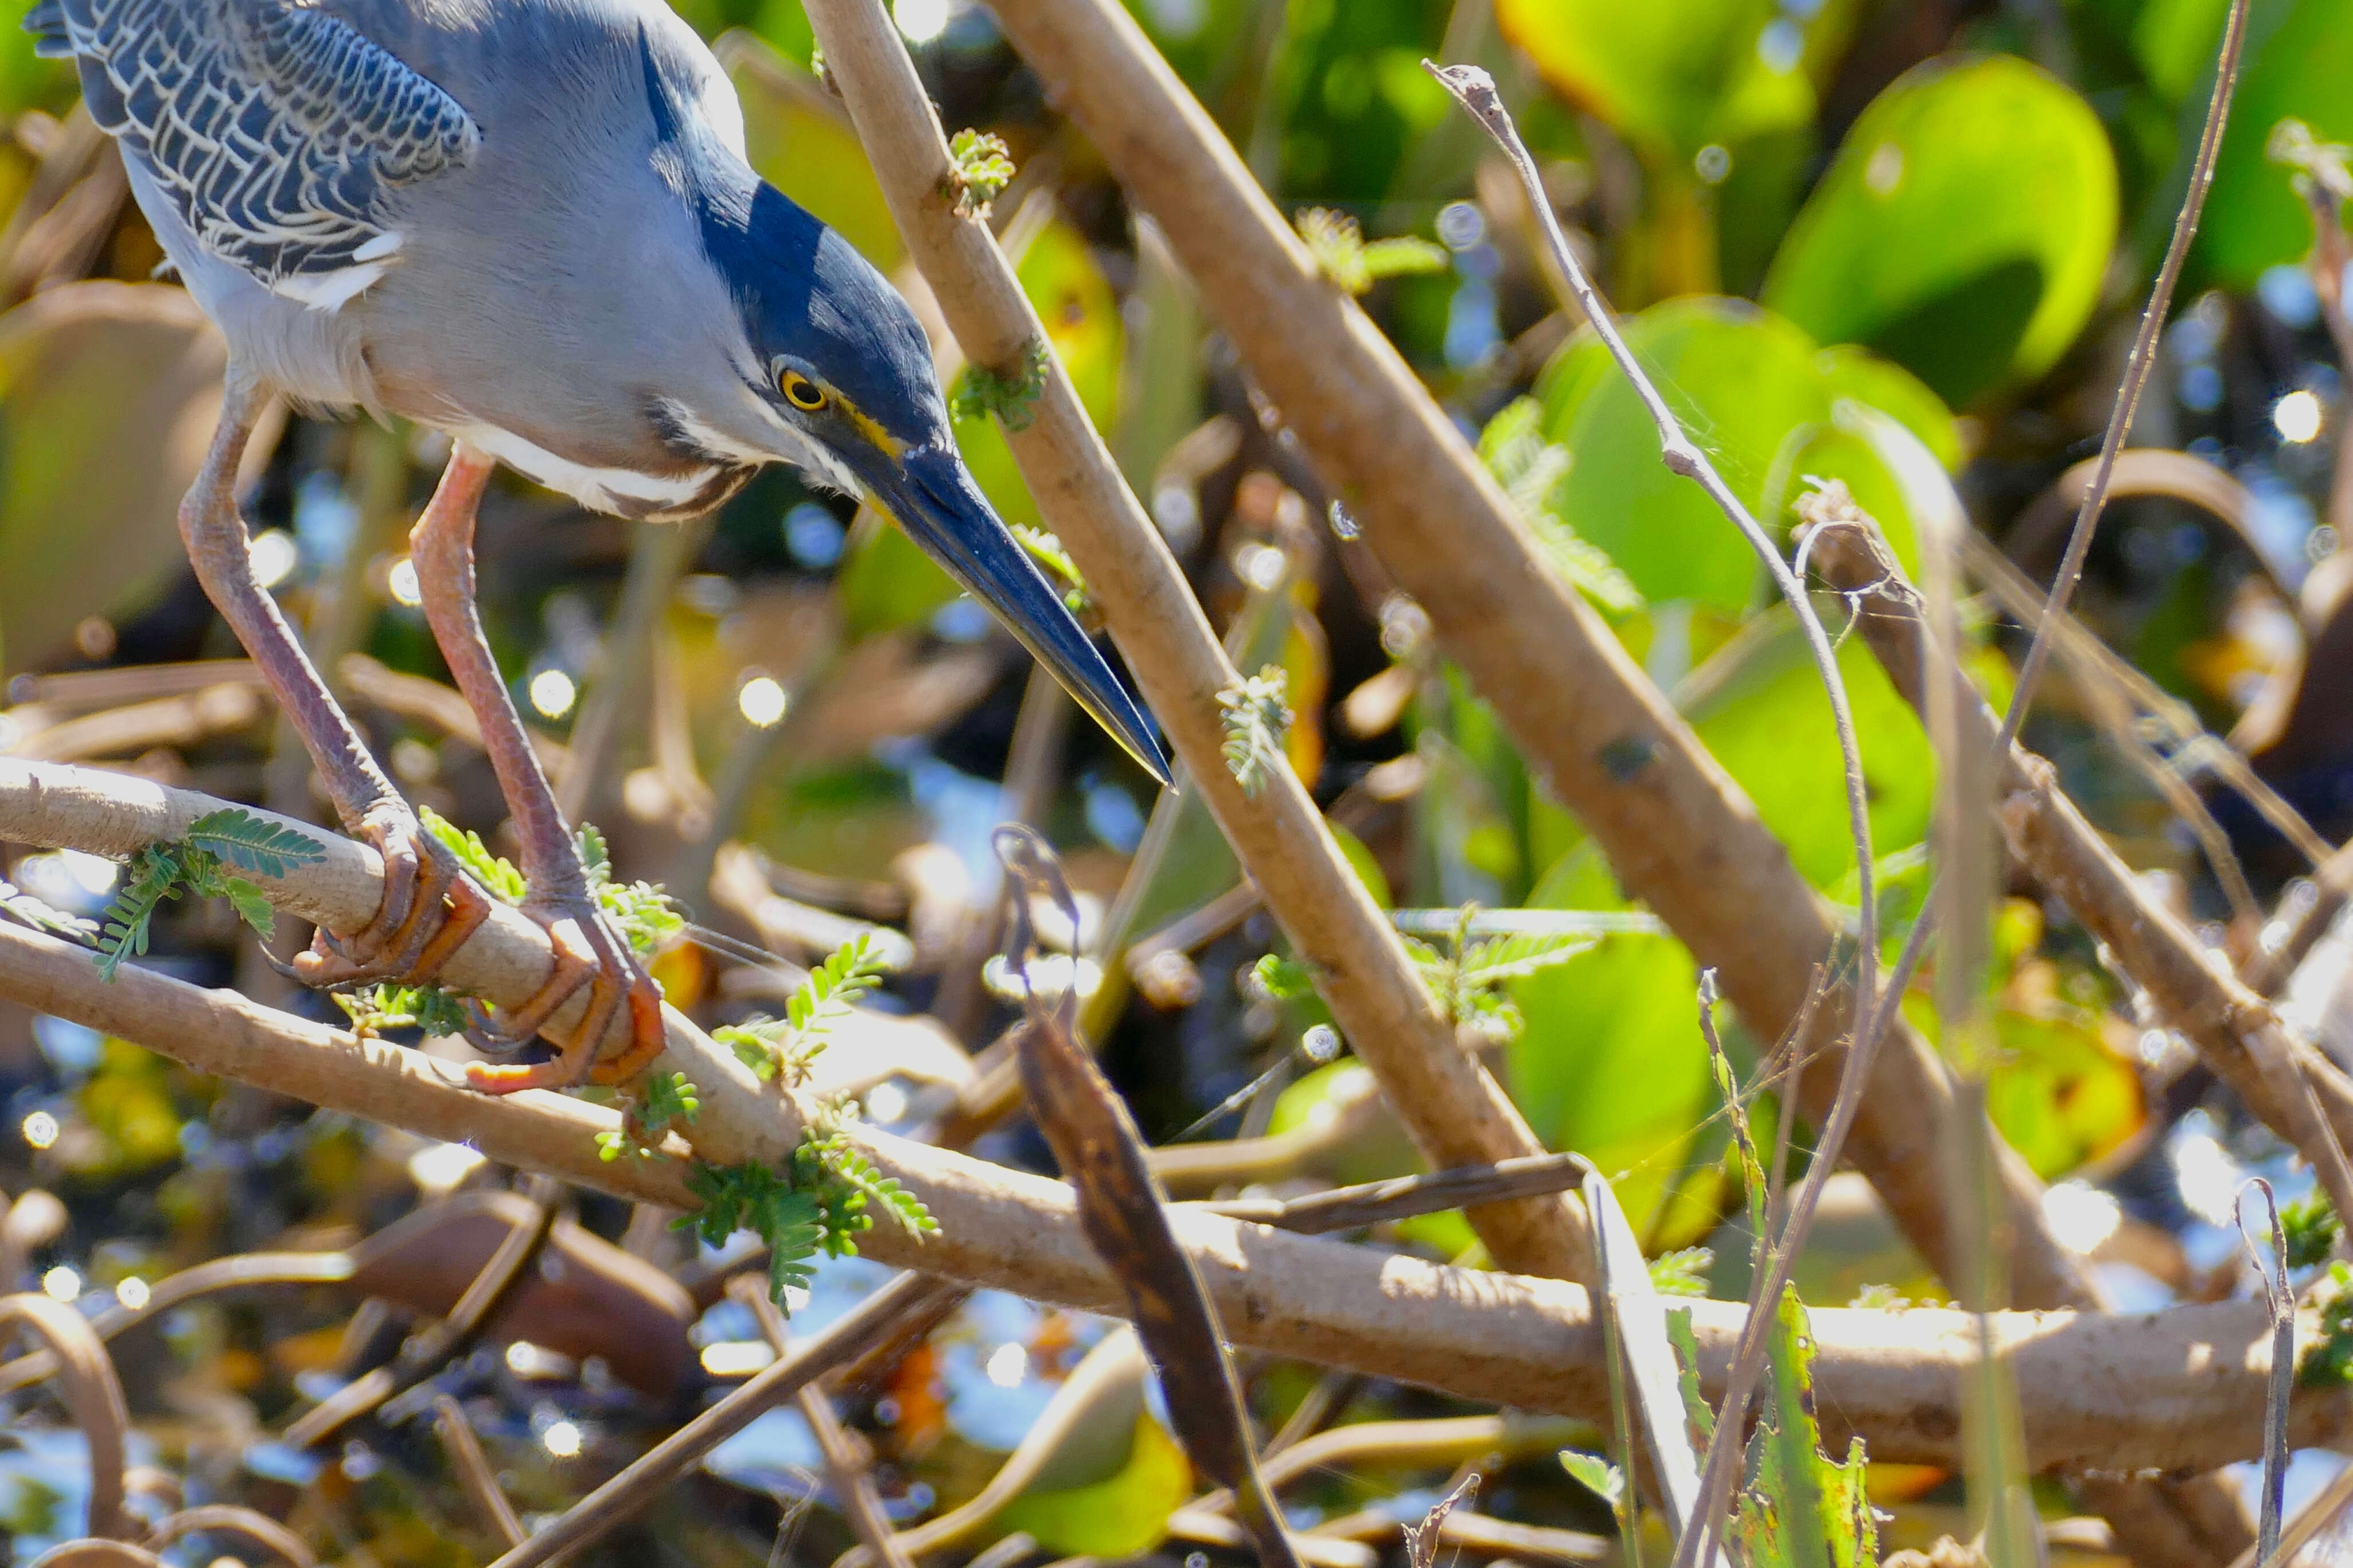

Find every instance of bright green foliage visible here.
[1217,665,1293,798]
[1534,298,1957,617]
[679,1160,832,1300]
[948,339,1051,432]
[2282,1192,2340,1271]
[97,810,322,980]
[184,809,329,879]
[679,1101,938,1305]
[2197,0,2353,287]
[1494,0,1813,161]
[1560,1449,1624,1508]
[1294,207,1448,296]
[334,982,471,1040]
[1251,953,1316,1001]
[997,1413,1193,1555]
[1730,1285,1878,1568]
[1763,56,2116,405]
[1650,1245,1713,1296]
[577,823,684,955]
[1404,918,1600,1044]
[1014,524,1092,616]
[420,805,527,904]
[1477,398,1643,618]
[597,1071,700,1162]
[1,879,95,941]
[1666,1306,1716,1450]
[946,127,1016,218]
[2302,1262,2353,1386]
[716,931,891,1083]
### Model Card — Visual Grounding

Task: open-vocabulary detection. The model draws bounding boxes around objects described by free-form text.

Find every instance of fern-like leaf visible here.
[1455,931,1600,986]
[420,805,527,903]
[184,808,325,880]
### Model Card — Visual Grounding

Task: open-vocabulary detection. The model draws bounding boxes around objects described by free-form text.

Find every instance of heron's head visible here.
[685,177,1167,782]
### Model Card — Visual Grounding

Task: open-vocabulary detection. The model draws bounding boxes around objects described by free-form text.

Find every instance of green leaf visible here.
[1650,1246,1713,1296]
[184,809,325,879]
[2189,0,2353,287]
[222,879,275,940]
[419,805,527,904]
[1560,1450,1625,1508]
[0,880,96,941]
[1731,1285,1877,1568]
[1510,848,1715,1245]
[1296,208,1447,295]
[1478,398,1643,618]
[1665,1305,1717,1450]
[2284,1193,2340,1271]
[1536,298,1825,617]
[998,1413,1191,1555]
[1681,607,1934,888]
[946,127,1016,218]
[1762,55,2117,405]
[1494,0,1816,159]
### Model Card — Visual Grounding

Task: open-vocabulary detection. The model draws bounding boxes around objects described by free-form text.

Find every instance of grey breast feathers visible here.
[26,0,478,299]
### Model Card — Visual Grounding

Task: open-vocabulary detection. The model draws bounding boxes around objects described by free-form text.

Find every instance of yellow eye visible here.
[780,369,828,412]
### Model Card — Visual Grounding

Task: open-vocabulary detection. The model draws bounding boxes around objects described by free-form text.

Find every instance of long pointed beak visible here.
[864,444,1169,785]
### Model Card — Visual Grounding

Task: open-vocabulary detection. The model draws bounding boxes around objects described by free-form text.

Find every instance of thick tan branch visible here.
[975,0,2083,1316]
[0,905,2335,1476]
[798,0,1589,1282]
[1803,517,2353,1223]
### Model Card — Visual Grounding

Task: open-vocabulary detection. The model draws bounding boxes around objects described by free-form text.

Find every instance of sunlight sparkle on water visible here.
[41,1266,79,1302]
[894,0,950,41]
[738,675,788,728]
[985,1341,1027,1387]
[2276,389,2324,444]
[528,668,577,720]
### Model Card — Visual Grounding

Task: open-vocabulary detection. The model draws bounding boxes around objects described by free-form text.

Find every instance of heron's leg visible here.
[177,370,486,984]
[404,444,666,1094]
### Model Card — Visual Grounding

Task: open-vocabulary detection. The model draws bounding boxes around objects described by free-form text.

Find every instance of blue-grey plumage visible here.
[26,0,1168,783]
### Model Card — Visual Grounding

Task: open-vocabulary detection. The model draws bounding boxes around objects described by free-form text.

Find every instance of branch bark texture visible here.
[974,0,2082,1315]
[798,0,1591,1282]
[0,901,2334,1476]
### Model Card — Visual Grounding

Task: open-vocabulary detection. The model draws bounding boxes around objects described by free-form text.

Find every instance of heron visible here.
[27,0,1166,1091]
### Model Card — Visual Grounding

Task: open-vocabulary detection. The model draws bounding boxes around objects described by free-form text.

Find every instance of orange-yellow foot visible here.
[288,803,490,991]
[462,899,666,1095]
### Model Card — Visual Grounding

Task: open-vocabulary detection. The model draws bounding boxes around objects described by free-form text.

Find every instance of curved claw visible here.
[463,904,665,1096]
[291,813,489,992]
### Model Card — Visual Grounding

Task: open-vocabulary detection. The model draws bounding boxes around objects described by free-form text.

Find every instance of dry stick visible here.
[1802,512,2353,1227]
[430,1394,527,1551]
[1195,1150,1594,1234]
[0,915,2344,1474]
[142,1505,314,1568]
[484,1272,957,1568]
[730,1276,917,1568]
[1995,0,2247,758]
[1423,64,1892,1568]
[996,825,1301,1567]
[2225,1442,2353,1568]
[2237,1180,2294,1568]
[284,1174,563,1448]
[1427,64,1877,1027]
[979,0,2081,1332]
[797,0,1594,1285]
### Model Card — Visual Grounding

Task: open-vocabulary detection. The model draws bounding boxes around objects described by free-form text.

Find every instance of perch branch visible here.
[0,904,2338,1476]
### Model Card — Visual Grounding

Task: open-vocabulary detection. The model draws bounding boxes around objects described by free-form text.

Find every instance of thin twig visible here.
[484,1272,957,1568]
[1195,1150,1594,1234]
[2237,1180,2294,1568]
[1424,72,1904,1568]
[1994,0,2249,754]
[430,1394,526,1550]
[730,1277,916,1568]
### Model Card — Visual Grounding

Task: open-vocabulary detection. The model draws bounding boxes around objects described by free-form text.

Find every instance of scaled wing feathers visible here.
[42,0,477,292]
